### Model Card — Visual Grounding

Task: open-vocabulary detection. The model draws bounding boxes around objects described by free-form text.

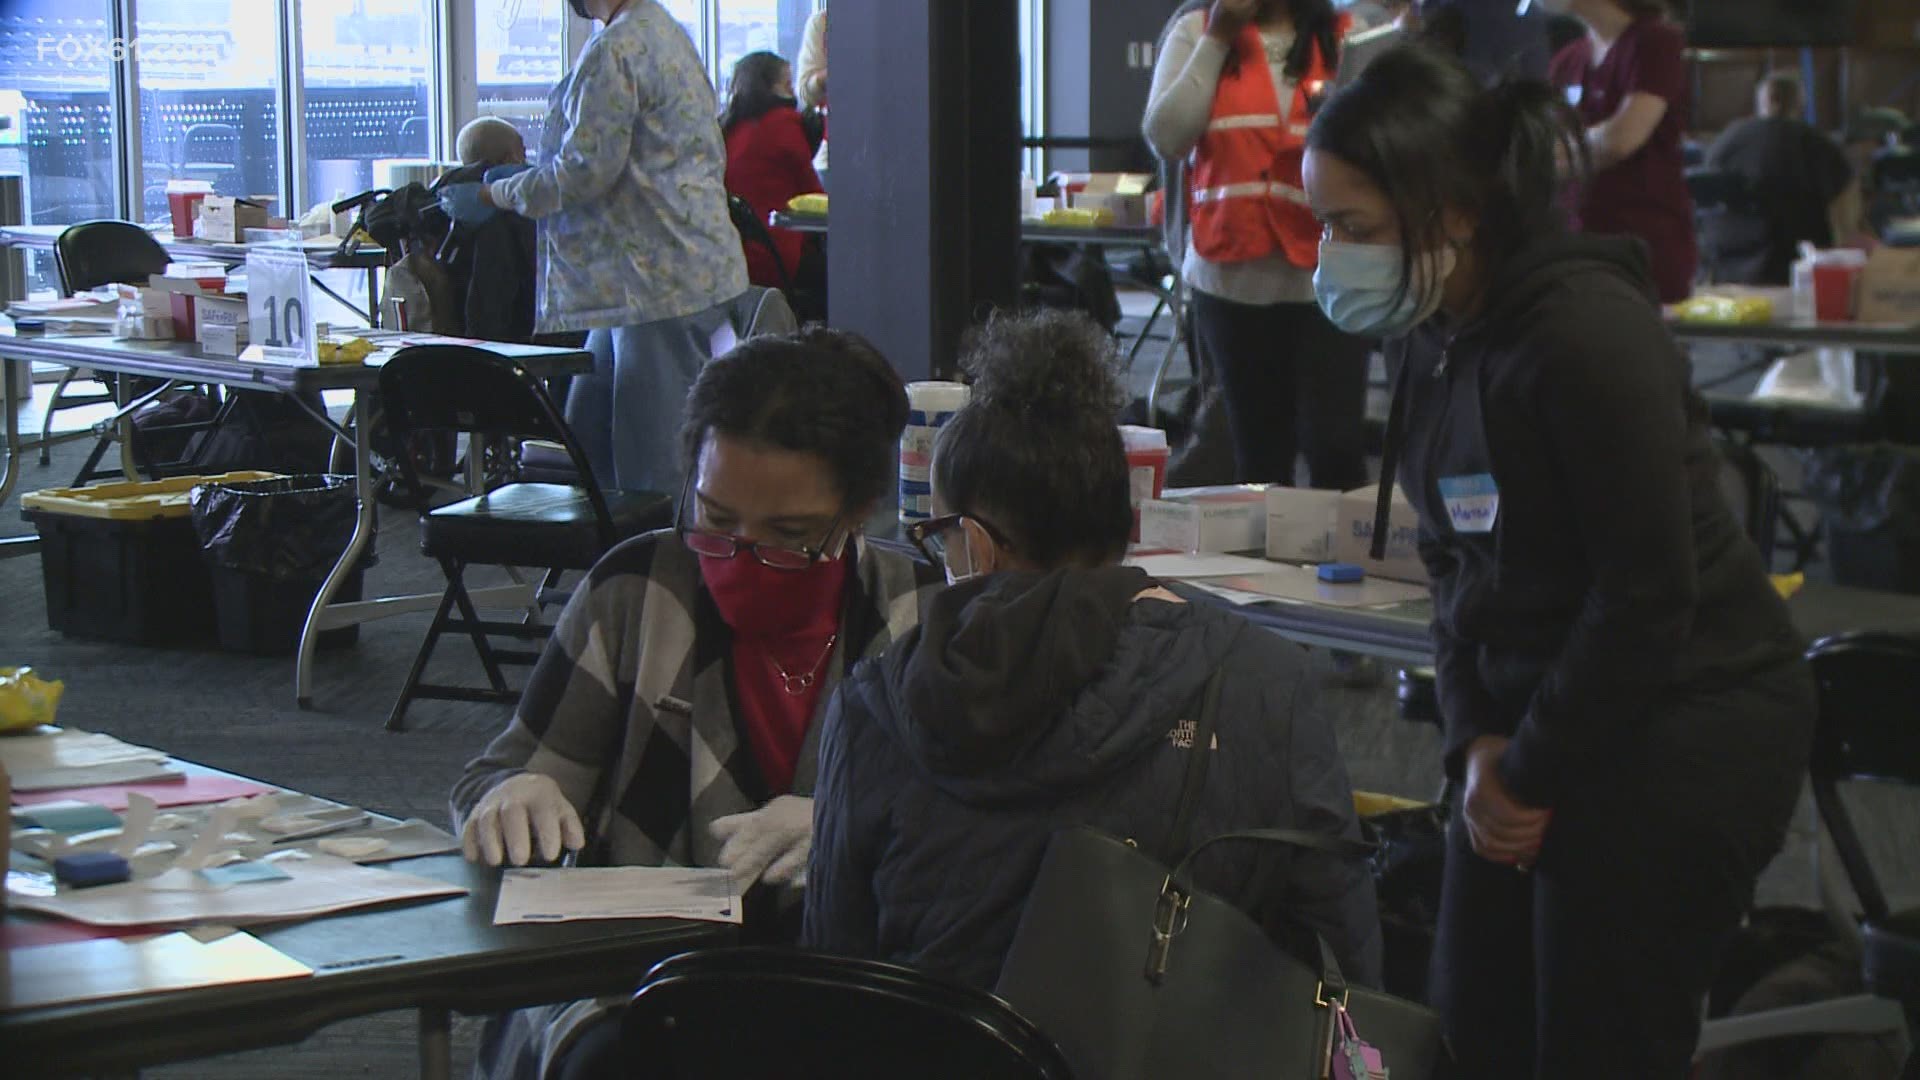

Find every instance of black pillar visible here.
[827,0,1020,382]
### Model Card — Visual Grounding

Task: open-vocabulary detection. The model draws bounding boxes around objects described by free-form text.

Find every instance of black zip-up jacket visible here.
[803,567,1381,991]
[1377,233,1804,806]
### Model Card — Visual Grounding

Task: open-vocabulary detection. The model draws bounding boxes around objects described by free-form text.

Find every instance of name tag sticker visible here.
[1439,474,1500,534]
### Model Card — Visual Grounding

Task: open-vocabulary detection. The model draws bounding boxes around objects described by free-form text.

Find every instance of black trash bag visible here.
[1804,444,1920,594]
[189,475,365,582]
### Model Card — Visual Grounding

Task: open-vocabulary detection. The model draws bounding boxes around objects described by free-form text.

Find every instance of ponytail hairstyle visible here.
[1169,0,1341,82]
[1306,44,1587,309]
[932,310,1134,569]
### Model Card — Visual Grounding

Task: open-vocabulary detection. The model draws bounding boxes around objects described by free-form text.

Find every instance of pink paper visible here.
[11,775,272,811]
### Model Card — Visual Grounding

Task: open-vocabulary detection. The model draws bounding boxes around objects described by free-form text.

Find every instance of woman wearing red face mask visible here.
[452,327,939,1080]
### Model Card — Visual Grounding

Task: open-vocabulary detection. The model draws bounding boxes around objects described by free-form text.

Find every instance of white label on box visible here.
[1130,465,1156,507]
[200,323,246,356]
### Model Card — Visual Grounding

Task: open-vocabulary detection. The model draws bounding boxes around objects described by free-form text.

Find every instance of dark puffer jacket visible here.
[802,566,1381,991]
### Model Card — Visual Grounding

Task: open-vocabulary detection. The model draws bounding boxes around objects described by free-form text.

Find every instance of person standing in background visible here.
[1706,73,1858,284]
[1144,0,1369,492]
[1544,0,1697,303]
[439,0,748,496]
[722,51,827,306]
[797,8,830,187]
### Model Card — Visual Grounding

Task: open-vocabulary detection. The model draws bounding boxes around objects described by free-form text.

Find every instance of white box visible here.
[1331,485,1429,584]
[197,196,275,243]
[1263,487,1343,563]
[1140,485,1268,553]
[196,294,249,356]
[198,322,248,357]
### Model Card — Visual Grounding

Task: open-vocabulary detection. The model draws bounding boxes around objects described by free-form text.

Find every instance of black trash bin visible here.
[1805,444,1920,595]
[188,475,372,654]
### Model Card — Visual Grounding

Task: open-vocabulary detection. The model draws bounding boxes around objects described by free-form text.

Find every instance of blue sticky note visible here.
[199,861,294,887]
[18,803,122,834]
[53,852,131,888]
[1318,562,1366,583]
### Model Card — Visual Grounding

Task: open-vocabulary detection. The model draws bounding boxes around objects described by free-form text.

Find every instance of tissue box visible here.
[1331,485,1429,584]
[1068,173,1154,228]
[197,196,276,243]
[195,294,250,356]
[1140,485,1268,553]
[1264,487,1344,563]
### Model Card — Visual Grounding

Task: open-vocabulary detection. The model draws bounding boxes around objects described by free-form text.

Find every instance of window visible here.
[658,0,704,56]
[133,0,281,227]
[475,0,567,161]
[0,0,117,294]
[299,0,433,209]
[714,0,813,93]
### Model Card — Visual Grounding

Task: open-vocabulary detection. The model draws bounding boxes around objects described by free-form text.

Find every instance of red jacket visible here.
[1189,19,1344,269]
[725,106,824,288]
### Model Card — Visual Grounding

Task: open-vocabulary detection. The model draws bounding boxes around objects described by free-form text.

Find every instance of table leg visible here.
[1,354,21,508]
[418,1007,452,1080]
[295,390,375,709]
[366,265,382,326]
[115,375,138,481]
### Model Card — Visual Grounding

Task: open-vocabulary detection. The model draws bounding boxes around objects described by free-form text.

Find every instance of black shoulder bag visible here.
[994,666,1442,1079]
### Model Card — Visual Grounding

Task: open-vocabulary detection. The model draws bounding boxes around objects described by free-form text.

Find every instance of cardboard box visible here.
[1140,485,1268,553]
[148,273,226,341]
[195,294,249,356]
[1069,173,1154,228]
[1264,487,1344,563]
[197,196,276,243]
[1856,247,1920,326]
[1331,485,1429,584]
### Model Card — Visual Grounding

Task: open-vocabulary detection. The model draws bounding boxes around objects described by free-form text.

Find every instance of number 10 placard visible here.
[245,246,317,364]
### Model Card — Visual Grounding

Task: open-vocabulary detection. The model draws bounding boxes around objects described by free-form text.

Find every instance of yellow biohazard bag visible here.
[0,667,64,732]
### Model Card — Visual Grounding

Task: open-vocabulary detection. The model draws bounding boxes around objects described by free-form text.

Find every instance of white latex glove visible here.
[710,795,813,890]
[461,772,586,867]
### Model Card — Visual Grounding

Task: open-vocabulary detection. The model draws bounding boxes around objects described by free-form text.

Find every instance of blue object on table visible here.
[52,851,132,888]
[1317,562,1367,583]
[18,803,122,834]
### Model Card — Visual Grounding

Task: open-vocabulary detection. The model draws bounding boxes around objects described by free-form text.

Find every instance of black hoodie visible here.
[802,567,1382,992]
[1377,232,1805,805]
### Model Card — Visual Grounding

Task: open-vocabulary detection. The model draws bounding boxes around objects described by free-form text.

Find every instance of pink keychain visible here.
[1331,1002,1389,1080]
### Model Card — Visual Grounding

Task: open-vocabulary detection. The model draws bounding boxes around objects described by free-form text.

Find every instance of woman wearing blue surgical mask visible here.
[802,309,1381,996]
[1302,46,1812,1078]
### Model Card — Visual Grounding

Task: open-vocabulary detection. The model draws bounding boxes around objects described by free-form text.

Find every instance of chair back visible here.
[54,220,172,295]
[1806,630,1920,925]
[624,948,1076,1080]
[1715,440,1781,568]
[727,194,792,288]
[377,345,616,540]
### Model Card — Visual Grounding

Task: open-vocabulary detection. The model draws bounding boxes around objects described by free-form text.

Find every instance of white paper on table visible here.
[1125,553,1279,580]
[494,867,742,926]
[10,760,184,792]
[111,793,159,858]
[1,930,313,1012]
[8,852,467,927]
[0,728,168,770]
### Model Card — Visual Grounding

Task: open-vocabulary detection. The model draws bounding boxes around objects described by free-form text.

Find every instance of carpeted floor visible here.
[4,308,1915,1076]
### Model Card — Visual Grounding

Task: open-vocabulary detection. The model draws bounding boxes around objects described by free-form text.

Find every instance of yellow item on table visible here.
[1353,791,1430,818]
[317,337,373,365]
[1041,207,1115,228]
[787,193,829,215]
[1670,294,1775,325]
[0,668,64,732]
[20,472,279,520]
[1771,572,1805,600]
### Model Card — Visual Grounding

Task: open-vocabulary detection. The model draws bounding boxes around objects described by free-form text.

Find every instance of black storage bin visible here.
[22,510,215,645]
[1805,444,1920,594]
[189,475,370,655]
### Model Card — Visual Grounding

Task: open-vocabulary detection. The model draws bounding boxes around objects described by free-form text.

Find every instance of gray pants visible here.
[564,295,746,495]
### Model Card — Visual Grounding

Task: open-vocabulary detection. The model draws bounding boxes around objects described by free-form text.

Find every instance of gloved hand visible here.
[438,182,497,225]
[483,162,534,184]
[461,772,586,867]
[710,795,813,890]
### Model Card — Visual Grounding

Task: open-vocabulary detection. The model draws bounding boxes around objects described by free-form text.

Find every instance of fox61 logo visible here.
[36,36,166,64]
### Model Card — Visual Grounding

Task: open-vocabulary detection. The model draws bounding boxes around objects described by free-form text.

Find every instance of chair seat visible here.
[1862,911,1920,1001]
[422,483,671,570]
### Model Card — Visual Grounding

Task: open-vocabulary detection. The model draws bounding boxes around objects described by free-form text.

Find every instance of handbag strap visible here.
[1160,653,1232,862]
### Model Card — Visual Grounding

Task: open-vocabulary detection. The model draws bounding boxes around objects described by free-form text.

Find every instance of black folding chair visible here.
[624,948,1077,1079]
[378,346,673,731]
[48,221,177,479]
[1715,438,1784,570]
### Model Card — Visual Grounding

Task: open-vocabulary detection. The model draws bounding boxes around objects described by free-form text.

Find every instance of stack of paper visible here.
[7,295,121,335]
[495,866,741,926]
[0,728,180,792]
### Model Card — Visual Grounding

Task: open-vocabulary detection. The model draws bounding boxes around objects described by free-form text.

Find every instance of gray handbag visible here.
[994,668,1443,1079]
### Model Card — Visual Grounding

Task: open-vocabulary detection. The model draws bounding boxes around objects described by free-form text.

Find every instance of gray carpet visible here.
[5,327,1915,1076]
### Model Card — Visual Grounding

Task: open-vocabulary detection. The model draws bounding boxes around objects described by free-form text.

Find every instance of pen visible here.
[560,849,579,868]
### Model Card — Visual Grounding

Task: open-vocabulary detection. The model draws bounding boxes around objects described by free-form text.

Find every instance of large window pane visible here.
[300,0,432,208]
[475,0,566,161]
[0,0,117,294]
[659,0,703,55]
[135,0,281,226]
[715,0,814,91]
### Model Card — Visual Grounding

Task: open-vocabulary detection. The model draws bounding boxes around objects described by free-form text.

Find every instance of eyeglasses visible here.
[905,512,1014,568]
[675,474,845,571]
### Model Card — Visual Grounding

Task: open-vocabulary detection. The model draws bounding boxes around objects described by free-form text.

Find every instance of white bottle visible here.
[332,190,353,239]
[1790,243,1817,323]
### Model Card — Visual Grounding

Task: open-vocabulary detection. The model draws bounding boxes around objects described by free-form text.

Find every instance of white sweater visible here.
[1143,11,1315,306]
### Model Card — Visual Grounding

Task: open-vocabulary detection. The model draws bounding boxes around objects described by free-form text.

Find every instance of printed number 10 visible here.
[262,296,305,348]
